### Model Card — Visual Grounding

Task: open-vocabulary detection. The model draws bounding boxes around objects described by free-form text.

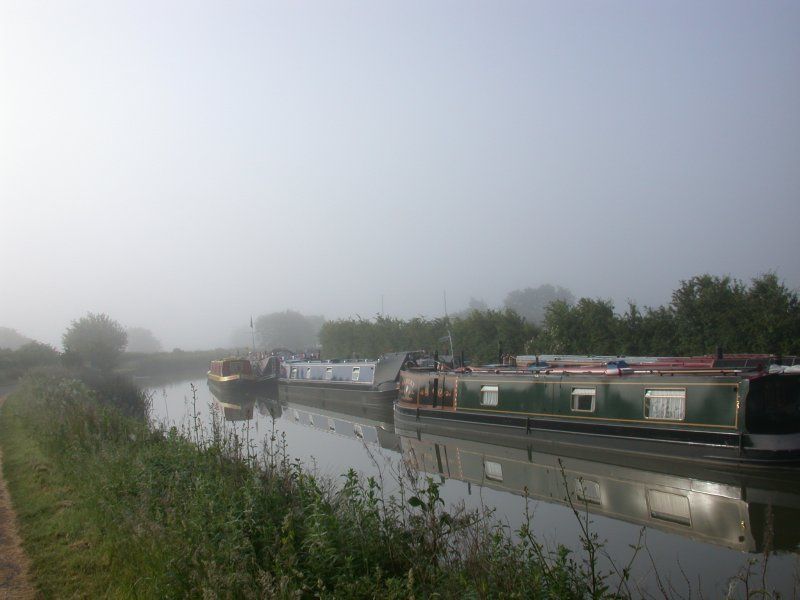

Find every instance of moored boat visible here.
[279,351,418,407]
[207,355,280,398]
[395,354,800,467]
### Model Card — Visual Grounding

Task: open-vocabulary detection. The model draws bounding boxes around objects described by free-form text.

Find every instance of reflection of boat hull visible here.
[214,397,255,421]
[395,424,800,553]
[280,393,399,452]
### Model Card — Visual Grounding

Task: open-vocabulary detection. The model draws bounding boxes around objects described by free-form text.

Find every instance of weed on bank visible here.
[2,372,786,598]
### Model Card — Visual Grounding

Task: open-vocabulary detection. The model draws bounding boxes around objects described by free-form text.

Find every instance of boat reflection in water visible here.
[206,386,800,555]
[277,391,400,453]
[396,423,800,554]
[209,385,400,452]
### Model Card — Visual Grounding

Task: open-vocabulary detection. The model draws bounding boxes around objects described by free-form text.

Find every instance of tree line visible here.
[319,274,800,362]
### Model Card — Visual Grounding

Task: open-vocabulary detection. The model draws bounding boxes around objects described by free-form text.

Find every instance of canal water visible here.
[150,378,800,597]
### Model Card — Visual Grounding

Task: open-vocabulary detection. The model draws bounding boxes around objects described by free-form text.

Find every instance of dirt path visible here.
[0,394,36,599]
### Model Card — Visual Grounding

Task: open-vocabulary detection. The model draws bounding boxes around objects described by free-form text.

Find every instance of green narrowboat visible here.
[394,355,800,466]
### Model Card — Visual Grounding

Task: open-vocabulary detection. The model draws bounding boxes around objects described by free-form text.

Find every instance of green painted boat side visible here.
[455,374,740,429]
[396,368,800,465]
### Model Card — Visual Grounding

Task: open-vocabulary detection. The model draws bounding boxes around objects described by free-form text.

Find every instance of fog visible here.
[2,1,799,350]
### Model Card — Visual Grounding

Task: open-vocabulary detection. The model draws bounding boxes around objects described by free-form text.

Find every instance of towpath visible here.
[0,390,36,599]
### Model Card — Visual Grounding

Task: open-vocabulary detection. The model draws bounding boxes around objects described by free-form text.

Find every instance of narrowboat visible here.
[395,355,800,466]
[279,351,418,408]
[396,426,800,553]
[207,355,280,398]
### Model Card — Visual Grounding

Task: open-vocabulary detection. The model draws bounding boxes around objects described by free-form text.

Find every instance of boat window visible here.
[352,367,361,381]
[484,460,503,481]
[575,479,601,504]
[645,389,686,421]
[648,489,691,526]
[571,388,596,412]
[480,385,499,407]
[290,367,298,379]
[325,367,333,380]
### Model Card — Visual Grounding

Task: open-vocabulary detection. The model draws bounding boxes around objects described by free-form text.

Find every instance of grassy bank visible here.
[0,373,634,599]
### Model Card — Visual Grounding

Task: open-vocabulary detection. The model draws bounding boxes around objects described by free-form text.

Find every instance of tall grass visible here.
[1,372,791,598]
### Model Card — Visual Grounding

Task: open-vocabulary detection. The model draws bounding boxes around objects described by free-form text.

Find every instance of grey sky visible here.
[2,1,799,349]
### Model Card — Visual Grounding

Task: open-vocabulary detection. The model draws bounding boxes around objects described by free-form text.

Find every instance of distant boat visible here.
[207,355,280,398]
[395,354,800,467]
[279,351,418,407]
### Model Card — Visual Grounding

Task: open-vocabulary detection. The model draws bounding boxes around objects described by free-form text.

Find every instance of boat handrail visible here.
[430,366,746,377]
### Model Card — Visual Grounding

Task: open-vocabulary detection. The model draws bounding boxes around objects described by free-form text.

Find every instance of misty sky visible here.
[2,1,799,350]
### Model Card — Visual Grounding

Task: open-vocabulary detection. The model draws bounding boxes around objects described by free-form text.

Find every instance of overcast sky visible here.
[1,1,799,349]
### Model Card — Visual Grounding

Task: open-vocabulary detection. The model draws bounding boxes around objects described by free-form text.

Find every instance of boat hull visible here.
[396,367,800,468]
[278,380,397,409]
[394,404,800,467]
[207,374,277,400]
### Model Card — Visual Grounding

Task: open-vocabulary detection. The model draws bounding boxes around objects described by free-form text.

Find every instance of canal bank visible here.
[0,391,36,600]
[1,372,630,598]
[156,377,800,598]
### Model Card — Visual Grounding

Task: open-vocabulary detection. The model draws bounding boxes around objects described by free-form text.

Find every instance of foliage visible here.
[319,274,799,361]
[0,341,61,384]
[254,310,323,351]
[504,284,575,325]
[0,326,32,350]
[229,324,253,349]
[452,308,533,363]
[62,313,128,371]
[536,273,800,356]
[0,375,644,598]
[125,326,162,353]
[320,312,538,363]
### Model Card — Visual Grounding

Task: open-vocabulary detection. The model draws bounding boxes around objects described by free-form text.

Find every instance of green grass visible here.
[0,373,639,598]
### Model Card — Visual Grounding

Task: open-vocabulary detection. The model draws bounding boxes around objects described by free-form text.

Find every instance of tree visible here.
[62,313,128,371]
[125,327,162,353]
[670,275,747,354]
[254,310,322,351]
[504,284,575,325]
[452,309,534,364]
[742,273,800,355]
[229,325,253,349]
[0,327,32,350]
[15,341,60,368]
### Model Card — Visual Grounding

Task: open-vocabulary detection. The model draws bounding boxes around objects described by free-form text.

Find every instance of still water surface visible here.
[150,378,800,597]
